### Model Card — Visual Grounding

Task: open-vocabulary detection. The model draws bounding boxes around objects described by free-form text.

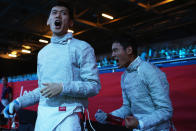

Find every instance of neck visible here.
[125,55,137,68]
[130,55,137,63]
[52,31,68,38]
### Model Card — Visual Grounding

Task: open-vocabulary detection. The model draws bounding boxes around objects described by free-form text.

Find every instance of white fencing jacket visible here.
[17,32,101,130]
[111,57,173,131]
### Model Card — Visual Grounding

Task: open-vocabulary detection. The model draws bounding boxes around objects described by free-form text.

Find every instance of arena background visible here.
[1,63,196,131]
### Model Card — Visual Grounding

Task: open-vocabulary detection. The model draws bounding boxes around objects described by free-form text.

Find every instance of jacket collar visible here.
[51,32,73,45]
[126,56,142,72]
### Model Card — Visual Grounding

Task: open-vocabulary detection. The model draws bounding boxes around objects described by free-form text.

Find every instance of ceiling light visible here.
[8,54,17,57]
[22,49,31,54]
[11,51,17,55]
[39,39,49,43]
[22,45,31,49]
[150,0,175,8]
[101,13,114,20]
[68,29,74,33]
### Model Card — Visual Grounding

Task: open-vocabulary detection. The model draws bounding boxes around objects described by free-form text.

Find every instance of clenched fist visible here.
[125,116,139,129]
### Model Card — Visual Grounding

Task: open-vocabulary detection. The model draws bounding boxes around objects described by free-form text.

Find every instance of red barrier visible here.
[0,64,196,130]
[90,64,196,131]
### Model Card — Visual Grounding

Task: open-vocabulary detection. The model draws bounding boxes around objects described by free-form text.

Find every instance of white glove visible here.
[95,109,107,124]
[3,99,21,118]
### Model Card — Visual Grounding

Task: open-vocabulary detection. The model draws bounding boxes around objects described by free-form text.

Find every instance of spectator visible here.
[1,77,12,109]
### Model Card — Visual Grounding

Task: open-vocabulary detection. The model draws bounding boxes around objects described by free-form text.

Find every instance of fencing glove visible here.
[95,109,125,125]
[3,99,21,118]
[95,109,107,124]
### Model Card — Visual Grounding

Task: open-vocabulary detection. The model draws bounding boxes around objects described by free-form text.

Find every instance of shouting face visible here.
[47,6,73,36]
[112,42,132,68]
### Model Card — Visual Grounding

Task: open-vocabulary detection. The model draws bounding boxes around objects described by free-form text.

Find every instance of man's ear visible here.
[126,46,133,55]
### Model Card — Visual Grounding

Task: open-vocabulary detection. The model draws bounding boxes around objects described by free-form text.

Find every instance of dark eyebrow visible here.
[51,9,57,11]
[51,9,67,12]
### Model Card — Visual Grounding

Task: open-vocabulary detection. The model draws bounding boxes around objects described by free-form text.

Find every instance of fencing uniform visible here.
[111,57,173,131]
[17,32,101,131]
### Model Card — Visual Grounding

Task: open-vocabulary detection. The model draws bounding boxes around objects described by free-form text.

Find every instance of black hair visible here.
[49,1,73,20]
[112,36,138,56]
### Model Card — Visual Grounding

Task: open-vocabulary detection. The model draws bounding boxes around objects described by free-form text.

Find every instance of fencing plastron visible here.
[34,105,81,131]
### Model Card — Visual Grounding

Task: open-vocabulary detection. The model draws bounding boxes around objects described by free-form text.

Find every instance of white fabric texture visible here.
[54,113,81,131]
[16,32,101,130]
[111,56,173,131]
[35,105,82,131]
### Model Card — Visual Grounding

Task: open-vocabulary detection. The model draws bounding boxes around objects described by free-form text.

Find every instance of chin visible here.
[51,28,62,33]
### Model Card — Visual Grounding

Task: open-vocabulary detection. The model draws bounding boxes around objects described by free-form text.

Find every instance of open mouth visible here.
[54,20,62,28]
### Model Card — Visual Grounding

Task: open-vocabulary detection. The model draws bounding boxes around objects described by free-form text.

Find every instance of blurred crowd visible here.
[0,73,37,83]
[0,43,196,83]
[97,44,196,68]
[139,44,196,61]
